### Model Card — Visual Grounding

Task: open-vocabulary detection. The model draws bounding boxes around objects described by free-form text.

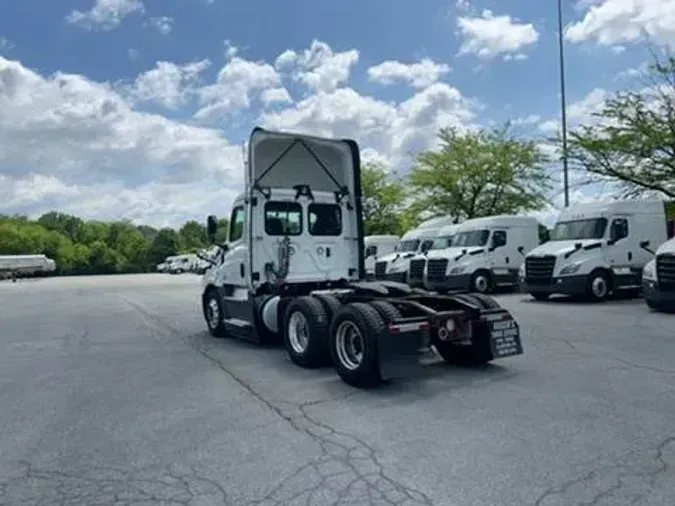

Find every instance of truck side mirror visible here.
[206,215,218,244]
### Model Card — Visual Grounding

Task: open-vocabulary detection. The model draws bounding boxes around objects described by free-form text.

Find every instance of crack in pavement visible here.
[116,295,436,505]
[532,437,675,506]
[0,461,229,506]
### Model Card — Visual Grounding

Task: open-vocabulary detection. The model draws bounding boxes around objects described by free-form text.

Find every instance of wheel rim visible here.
[475,275,488,293]
[207,298,220,329]
[592,276,607,298]
[288,311,310,354]
[335,321,364,370]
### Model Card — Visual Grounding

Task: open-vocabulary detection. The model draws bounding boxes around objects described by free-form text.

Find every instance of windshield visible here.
[429,235,454,250]
[397,239,420,252]
[451,230,490,247]
[551,218,607,241]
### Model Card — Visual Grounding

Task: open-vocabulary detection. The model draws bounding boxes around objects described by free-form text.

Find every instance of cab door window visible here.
[229,206,245,242]
[609,218,629,242]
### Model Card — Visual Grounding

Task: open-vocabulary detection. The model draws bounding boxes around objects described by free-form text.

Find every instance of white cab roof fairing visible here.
[557,199,667,222]
[454,215,540,232]
[437,224,460,236]
[248,128,360,200]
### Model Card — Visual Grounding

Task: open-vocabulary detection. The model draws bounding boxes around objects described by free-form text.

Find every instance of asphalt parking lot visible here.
[1,274,674,506]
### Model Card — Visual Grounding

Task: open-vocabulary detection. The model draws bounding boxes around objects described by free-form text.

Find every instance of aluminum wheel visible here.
[288,311,310,354]
[335,320,364,370]
[591,275,608,299]
[206,298,221,329]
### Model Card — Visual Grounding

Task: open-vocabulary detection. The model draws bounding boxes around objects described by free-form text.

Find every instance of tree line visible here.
[0,212,228,276]
[2,53,673,276]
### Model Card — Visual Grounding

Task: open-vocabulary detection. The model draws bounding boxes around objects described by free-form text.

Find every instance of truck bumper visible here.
[377,307,524,380]
[407,276,425,288]
[375,272,408,284]
[643,279,675,312]
[425,274,472,293]
[519,274,587,296]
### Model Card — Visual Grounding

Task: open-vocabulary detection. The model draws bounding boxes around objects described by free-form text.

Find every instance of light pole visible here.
[557,0,570,207]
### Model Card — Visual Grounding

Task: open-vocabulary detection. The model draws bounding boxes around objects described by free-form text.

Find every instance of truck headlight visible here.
[518,264,525,277]
[643,259,656,281]
[559,262,581,275]
[450,264,467,274]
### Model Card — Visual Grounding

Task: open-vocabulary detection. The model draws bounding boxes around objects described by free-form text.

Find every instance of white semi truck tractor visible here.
[520,200,674,302]
[642,236,675,312]
[196,127,524,388]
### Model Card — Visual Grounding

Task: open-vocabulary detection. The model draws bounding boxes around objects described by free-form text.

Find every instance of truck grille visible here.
[525,256,556,285]
[426,258,448,280]
[656,253,675,292]
[374,261,387,279]
[408,259,426,281]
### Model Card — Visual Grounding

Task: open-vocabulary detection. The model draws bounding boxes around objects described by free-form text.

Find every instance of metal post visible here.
[557,0,570,207]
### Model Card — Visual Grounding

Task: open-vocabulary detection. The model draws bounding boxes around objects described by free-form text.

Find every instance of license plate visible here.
[488,317,523,358]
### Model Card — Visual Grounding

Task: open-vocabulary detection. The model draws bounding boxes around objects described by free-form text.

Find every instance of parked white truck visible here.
[373,216,458,284]
[407,224,459,288]
[520,200,675,302]
[364,235,399,280]
[419,216,540,294]
[196,127,524,388]
[642,237,675,312]
[0,254,56,281]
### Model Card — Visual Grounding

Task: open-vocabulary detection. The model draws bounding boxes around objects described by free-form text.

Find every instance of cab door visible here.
[606,215,636,284]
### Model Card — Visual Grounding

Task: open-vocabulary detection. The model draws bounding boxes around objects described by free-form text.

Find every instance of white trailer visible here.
[0,254,56,281]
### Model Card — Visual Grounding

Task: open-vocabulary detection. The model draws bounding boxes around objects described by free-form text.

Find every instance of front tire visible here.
[203,289,228,337]
[470,270,493,294]
[586,269,611,302]
[283,296,330,369]
[328,302,385,388]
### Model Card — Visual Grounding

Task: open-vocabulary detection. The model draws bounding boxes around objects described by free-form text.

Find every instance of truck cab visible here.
[373,216,457,284]
[643,237,675,312]
[422,215,540,294]
[407,224,458,288]
[520,200,674,302]
[364,235,399,280]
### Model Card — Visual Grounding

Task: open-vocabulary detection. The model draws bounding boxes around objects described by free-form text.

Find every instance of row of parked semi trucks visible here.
[364,198,675,312]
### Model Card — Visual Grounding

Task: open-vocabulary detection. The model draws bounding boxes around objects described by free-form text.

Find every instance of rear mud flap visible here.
[481,312,523,358]
[376,327,429,381]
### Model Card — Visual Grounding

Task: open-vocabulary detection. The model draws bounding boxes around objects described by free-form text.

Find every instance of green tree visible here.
[360,162,407,235]
[565,54,675,198]
[408,125,552,220]
[179,220,207,251]
[538,224,550,243]
[147,228,181,267]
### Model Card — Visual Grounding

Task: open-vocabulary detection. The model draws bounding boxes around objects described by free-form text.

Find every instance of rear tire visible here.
[329,302,385,388]
[368,300,402,322]
[283,296,330,369]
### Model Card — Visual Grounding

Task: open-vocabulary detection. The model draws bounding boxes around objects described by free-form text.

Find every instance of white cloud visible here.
[66,0,145,31]
[565,0,675,47]
[146,16,174,35]
[275,40,360,93]
[125,59,211,108]
[0,37,13,51]
[367,58,450,89]
[261,87,292,106]
[538,87,611,135]
[0,56,241,200]
[128,48,139,60]
[194,56,282,121]
[0,40,481,226]
[457,9,539,60]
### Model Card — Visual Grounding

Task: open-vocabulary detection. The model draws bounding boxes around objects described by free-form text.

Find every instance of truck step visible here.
[223,318,259,343]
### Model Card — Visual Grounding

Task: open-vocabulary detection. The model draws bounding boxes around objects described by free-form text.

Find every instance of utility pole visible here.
[557,0,570,207]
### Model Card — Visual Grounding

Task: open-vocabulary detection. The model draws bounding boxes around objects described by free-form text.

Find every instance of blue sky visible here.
[0,0,669,227]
